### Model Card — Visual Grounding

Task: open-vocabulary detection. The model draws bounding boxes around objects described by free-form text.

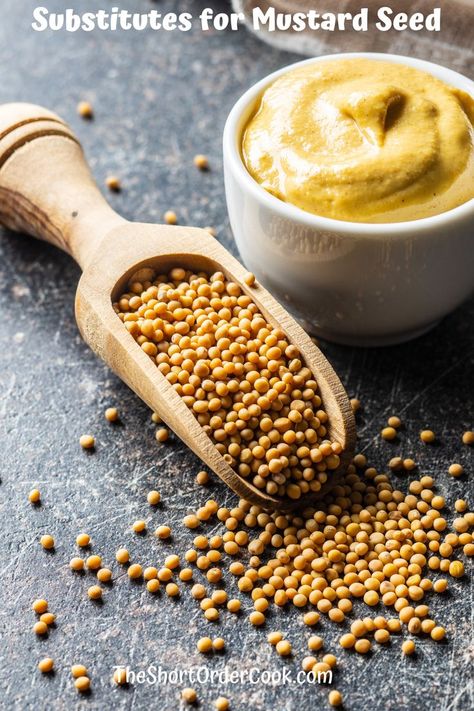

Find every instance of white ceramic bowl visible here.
[223,53,474,346]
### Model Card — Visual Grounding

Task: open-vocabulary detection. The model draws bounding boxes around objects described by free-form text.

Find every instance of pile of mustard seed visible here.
[114,268,343,500]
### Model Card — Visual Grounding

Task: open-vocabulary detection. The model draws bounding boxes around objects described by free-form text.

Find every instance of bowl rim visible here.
[223,51,474,236]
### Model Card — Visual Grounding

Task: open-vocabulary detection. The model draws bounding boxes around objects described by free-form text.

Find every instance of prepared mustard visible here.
[242,58,474,223]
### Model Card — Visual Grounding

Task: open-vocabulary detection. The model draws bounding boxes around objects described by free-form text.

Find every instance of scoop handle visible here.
[0,103,125,269]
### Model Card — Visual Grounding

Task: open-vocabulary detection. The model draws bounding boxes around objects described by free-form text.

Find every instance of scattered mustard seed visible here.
[40,535,55,550]
[381,427,397,441]
[32,599,48,614]
[87,585,103,600]
[462,430,474,445]
[79,434,95,449]
[147,490,161,505]
[328,690,343,707]
[164,211,177,225]
[350,398,361,412]
[197,637,213,653]
[71,664,88,678]
[448,463,464,478]
[116,548,130,564]
[155,428,169,443]
[132,520,147,533]
[420,430,435,443]
[193,154,209,170]
[76,533,90,547]
[40,613,56,626]
[127,564,143,579]
[215,698,229,711]
[182,687,197,703]
[74,676,91,692]
[38,657,54,673]
[86,555,102,570]
[105,177,121,192]
[28,489,41,504]
[402,640,415,655]
[77,100,93,119]
[275,639,292,656]
[97,568,112,583]
[196,471,209,485]
[33,621,48,636]
[105,407,119,421]
[147,579,160,593]
[70,557,84,571]
[244,272,256,287]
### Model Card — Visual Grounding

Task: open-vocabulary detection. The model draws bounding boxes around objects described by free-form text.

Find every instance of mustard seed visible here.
[387,416,402,429]
[88,585,103,600]
[79,435,95,449]
[267,631,283,645]
[215,698,229,711]
[308,635,324,651]
[196,471,209,485]
[156,428,169,443]
[32,599,48,614]
[462,431,474,445]
[213,637,225,650]
[249,610,265,626]
[77,101,93,118]
[74,676,91,692]
[402,640,415,655]
[193,154,209,170]
[86,555,102,570]
[132,520,147,533]
[449,561,464,578]
[155,526,171,539]
[113,668,128,685]
[275,640,292,656]
[105,406,119,421]
[328,690,343,707]
[197,637,213,653]
[116,548,130,564]
[350,398,361,412]
[431,626,446,641]
[182,687,197,703]
[40,613,56,626]
[28,489,41,503]
[164,211,177,225]
[76,533,90,547]
[69,556,84,571]
[33,621,48,636]
[227,599,241,613]
[448,463,464,478]
[71,664,88,678]
[183,515,200,529]
[97,568,112,583]
[40,535,54,550]
[381,427,397,441]
[147,490,161,505]
[128,564,143,579]
[105,177,121,192]
[244,272,256,287]
[147,579,160,593]
[420,430,435,443]
[38,658,54,673]
[354,638,371,654]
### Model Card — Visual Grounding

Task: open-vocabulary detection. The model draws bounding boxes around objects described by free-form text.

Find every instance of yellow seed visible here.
[448,463,464,478]
[204,607,219,621]
[267,631,283,645]
[76,533,90,547]
[71,664,88,678]
[227,599,241,613]
[183,515,200,529]
[431,626,446,641]
[116,548,130,564]
[88,585,103,600]
[193,154,209,170]
[33,621,48,636]
[105,407,119,421]
[244,272,256,287]
[420,430,435,443]
[147,490,161,505]
[156,428,169,443]
[215,698,229,711]
[462,430,474,445]
[132,520,147,533]
[249,611,265,626]
[197,637,213,653]
[86,555,102,570]
[164,211,177,225]
[381,427,397,441]
[339,633,355,649]
[182,687,197,703]
[40,613,56,625]
[32,599,48,614]
[212,637,225,650]
[128,564,143,579]
[40,535,54,550]
[74,676,91,692]
[105,177,121,192]
[77,101,93,118]
[28,489,41,503]
[303,611,320,626]
[354,638,371,654]
[328,690,343,707]
[97,568,112,583]
[387,416,402,429]
[79,434,95,449]
[374,629,390,644]
[113,668,128,685]
[308,635,324,651]
[166,582,180,597]
[196,471,209,485]
[402,640,415,655]
[449,561,464,578]
[38,658,54,673]
[147,579,160,593]
[275,640,292,656]
[155,526,171,539]
[350,398,361,412]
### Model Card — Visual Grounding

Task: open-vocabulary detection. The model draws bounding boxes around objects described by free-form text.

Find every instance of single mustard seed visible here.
[227,599,241,613]
[166,582,180,597]
[381,427,397,441]
[350,398,361,412]
[354,638,371,654]
[79,434,95,449]
[32,599,48,614]
[182,687,197,703]
[448,463,464,478]
[402,640,416,655]
[196,471,209,485]
[97,568,112,583]
[86,555,102,570]
[308,635,324,651]
[420,430,435,443]
[33,621,48,636]
[116,548,130,564]
[267,631,283,645]
[40,613,56,626]
[143,566,158,581]
[449,561,464,578]
[328,690,343,707]
[28,488,41,503]
[387,415,402,428]
[215,698,229,711]
[155,427,169,443]
[249,610,265,626]
[74,676,91,692]
[70,557,84,571]
[40,535,54,550]
[462,430,474,445]
[113,668,128,685]
[244,272,256,287]
[76,533,90,547]
[164,211,177,225]
[147,579,160,593]
[38,657,54,673]
[128,564,143,579]
[197,637,213,653]
[88,585,103,600]
[147,490,161,505]
[193,154,209,170]
[105,176,121,192]
[77,100,93,118]
[132,520,147,533]
[105,407,119,421]
[212,637,225,651]
[431,626,446,641]
[275,640,292,656]
[151,412,162,424]
[183,515,200,529]
[71,664,88,678]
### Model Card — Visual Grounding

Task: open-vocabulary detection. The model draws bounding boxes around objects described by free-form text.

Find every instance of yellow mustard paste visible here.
[242,58,474,222]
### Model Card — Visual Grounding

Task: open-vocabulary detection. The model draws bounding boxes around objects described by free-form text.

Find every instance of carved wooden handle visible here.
[0,103,125,269]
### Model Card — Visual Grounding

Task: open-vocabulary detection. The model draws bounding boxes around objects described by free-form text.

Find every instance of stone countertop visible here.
[0,1,472,710]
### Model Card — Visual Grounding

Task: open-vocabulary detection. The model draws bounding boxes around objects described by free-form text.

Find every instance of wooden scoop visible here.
[0,103,356,509]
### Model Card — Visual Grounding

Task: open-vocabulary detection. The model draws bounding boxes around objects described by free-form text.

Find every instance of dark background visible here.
[0,2,472,710]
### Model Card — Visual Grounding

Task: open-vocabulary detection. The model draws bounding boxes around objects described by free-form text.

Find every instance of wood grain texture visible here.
[0,103,355,509]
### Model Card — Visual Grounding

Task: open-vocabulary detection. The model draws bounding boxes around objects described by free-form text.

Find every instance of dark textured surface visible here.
[0,2,473,710]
